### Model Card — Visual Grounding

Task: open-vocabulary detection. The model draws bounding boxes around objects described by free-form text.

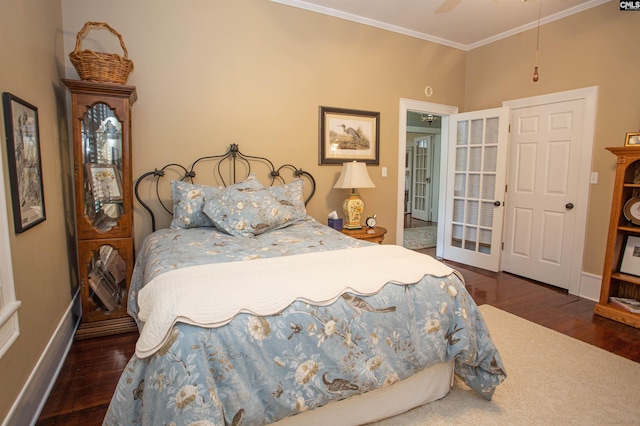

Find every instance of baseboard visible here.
[579,272,601,302]
[2,291,80,426]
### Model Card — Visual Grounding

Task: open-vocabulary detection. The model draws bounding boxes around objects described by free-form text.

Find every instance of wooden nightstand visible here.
[341,226,387,244]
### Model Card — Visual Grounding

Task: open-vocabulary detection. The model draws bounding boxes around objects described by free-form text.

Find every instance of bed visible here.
[104,144,506,425]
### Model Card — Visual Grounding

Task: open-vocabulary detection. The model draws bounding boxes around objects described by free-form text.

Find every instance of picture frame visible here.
[624,132,640,147]
[86,163,123,202]
[619,235,640,276]
[2,93,46,233]
[319,106,380,165]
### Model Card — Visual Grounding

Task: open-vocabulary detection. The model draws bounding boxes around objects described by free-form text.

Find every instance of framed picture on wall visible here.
[2,92,46,233]
[319,106,380,165]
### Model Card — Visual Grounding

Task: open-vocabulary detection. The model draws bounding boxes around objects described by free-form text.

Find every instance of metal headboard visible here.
[134,143,316,232]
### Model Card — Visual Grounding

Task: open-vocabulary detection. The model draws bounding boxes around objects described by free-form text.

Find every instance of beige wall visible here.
[464,2,640,275]
[60,0,467,246]
[0,0,73,421]
[1,0,638,422]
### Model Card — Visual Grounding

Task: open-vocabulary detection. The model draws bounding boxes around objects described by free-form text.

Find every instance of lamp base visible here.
[344,224,363,230]
[343,191,364,230]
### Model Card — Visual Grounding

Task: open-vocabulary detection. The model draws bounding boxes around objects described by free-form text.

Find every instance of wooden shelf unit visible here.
[594,146,640,329]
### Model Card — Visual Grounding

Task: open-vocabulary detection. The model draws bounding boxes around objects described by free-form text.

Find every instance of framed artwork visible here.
[86,164,123,202]
[2,93,46,233]
[319,106,380,165]
[625,132,640,147]
[619,235,640,276]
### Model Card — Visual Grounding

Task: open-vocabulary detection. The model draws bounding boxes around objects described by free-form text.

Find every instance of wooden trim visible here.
[75,316,137,340]
[594,303,640,329]
[61,78,137,103]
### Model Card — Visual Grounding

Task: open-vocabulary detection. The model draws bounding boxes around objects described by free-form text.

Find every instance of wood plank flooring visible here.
[35,259,640,425]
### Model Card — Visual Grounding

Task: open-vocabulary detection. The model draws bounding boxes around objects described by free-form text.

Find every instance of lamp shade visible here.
[333,161,375,189]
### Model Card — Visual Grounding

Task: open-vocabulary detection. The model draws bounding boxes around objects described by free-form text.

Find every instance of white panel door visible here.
[501,99,584,289]
[443,107,509,272]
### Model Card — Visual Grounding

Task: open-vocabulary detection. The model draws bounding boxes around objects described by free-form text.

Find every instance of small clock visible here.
[365,215,377,229]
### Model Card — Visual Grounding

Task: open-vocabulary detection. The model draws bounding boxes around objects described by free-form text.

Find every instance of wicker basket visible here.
[69,22,134,84]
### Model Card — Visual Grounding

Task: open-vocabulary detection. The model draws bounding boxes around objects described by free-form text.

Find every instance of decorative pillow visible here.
[203,181,306,236]
[170,173,263,229]
[265,179,307,222]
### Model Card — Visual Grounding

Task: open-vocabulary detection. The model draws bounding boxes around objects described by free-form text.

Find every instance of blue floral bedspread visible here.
[104,218,506,425]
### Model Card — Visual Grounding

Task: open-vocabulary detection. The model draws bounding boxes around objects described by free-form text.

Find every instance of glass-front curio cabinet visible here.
[63,79,138,338]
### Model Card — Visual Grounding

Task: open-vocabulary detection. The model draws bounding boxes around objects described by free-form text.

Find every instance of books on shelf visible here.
[609,296,640,314]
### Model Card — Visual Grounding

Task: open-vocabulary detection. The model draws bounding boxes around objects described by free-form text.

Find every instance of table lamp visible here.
[333,161,375,230]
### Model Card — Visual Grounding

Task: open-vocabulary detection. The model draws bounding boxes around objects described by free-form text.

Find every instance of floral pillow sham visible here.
[202,179,307,237]
[267,179,306,221]
[170,173,263,229]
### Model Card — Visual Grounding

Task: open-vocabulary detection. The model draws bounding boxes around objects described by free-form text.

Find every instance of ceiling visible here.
[272,0,609,50]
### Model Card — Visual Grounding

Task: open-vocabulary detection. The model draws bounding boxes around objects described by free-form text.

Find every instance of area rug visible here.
[403,226,437,250]
[372,304,640,425]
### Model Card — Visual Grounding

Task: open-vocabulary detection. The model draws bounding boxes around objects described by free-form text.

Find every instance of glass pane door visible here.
[451,117,499,254]
[443,107,509,272]
[82,103,124,233]
[412,137,431,221]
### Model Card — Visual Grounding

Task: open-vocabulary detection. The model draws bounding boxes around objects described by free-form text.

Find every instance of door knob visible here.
[494,201,502,207]
[565,202,574,210]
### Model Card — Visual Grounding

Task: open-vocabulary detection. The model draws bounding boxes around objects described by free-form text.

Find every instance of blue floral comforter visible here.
[104,218,506,425]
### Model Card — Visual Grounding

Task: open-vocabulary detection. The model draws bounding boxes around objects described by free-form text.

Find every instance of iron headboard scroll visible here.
[134,144,316,232]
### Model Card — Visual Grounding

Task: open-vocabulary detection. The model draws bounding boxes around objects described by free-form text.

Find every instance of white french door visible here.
[442,107,509,272]
[411,136,431,221]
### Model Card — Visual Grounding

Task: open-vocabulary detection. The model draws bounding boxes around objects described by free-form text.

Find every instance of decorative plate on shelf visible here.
[623,197,640,225]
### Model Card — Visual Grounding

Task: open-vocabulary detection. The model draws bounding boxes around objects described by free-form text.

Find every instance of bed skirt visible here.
[273,361,454,425]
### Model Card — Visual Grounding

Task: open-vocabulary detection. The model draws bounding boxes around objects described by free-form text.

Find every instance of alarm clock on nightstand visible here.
[365,214,377,229]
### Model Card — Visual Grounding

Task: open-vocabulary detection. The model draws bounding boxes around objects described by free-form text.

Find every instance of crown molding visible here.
[272,0,610,51]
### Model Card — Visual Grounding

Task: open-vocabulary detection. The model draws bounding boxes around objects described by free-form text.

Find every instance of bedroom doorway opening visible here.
[403,119,441,256]
[397,99,459,259]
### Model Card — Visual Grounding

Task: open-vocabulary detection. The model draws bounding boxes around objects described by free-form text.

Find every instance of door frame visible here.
[397,99,458,258]
[502,86,598,296]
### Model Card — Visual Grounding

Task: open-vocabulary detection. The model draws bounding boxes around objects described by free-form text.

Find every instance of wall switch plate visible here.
[381,167,387,177]
[590,172,598,184]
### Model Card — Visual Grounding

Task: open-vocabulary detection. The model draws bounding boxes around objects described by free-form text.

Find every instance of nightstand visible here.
[341,226,387,244]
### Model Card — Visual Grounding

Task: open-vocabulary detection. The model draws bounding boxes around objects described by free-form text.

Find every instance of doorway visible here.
[403,122,440,256]
[397,99,459,259]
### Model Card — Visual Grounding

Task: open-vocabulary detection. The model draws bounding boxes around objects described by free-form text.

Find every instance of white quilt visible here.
[135,244,453,358]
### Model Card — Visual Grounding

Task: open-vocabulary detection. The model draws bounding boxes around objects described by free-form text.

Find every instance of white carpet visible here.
[372,305,640,425]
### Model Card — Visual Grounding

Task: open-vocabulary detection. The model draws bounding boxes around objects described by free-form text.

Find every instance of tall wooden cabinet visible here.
[63,79,138,338]
[595,147,640,329]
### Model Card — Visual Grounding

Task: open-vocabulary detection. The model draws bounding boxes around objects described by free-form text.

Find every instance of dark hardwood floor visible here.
[403,214,434,229]
[35,259,640,425]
